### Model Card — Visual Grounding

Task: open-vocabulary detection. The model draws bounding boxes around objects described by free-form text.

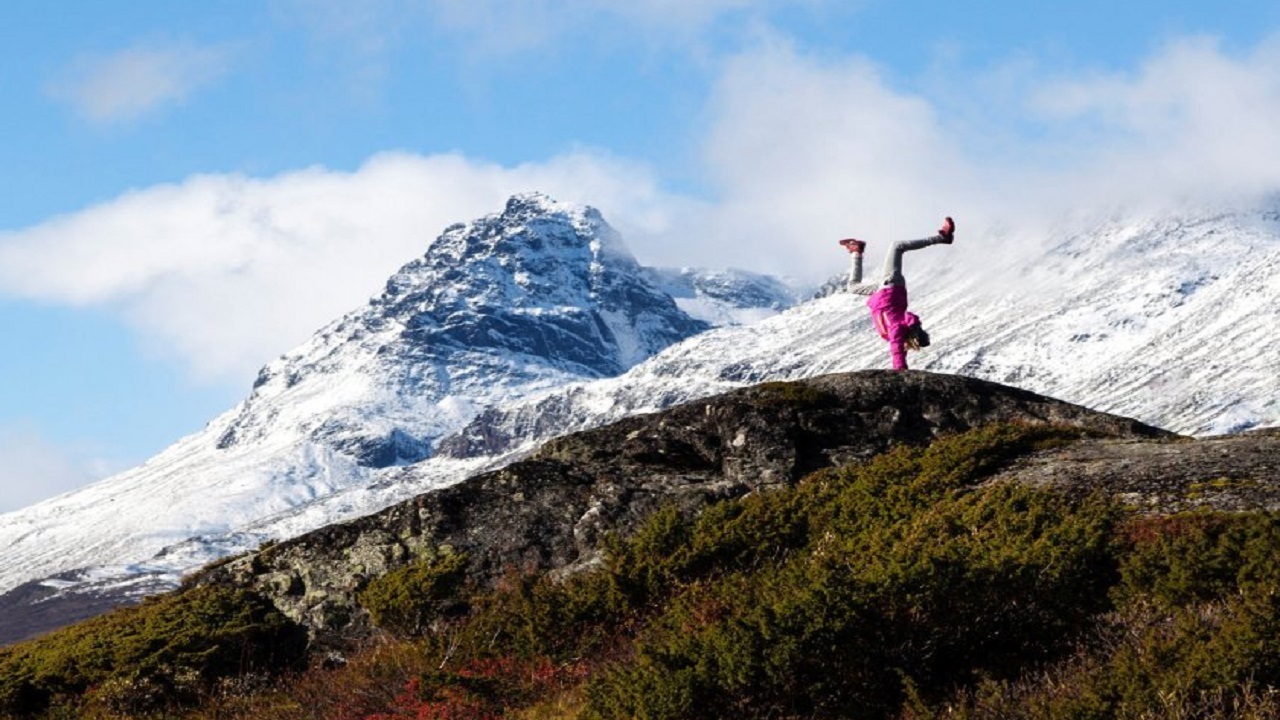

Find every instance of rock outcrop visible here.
[192,371,1172,645]
[987,428,1280,513]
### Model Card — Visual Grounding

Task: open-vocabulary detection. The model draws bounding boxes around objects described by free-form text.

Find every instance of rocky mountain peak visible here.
[345,193,703,377]
[378,192,631,309]
[215,194,710,461]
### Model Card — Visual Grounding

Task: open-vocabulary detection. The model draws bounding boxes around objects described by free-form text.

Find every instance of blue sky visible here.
[2,0,1280,512]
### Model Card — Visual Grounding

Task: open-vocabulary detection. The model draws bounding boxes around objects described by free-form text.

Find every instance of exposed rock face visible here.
[987,428,1280,513]
[192,371,1170,645]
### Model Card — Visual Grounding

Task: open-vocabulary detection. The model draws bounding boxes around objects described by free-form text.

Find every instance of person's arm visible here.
[889,338,908,371]
[885,309,910,370]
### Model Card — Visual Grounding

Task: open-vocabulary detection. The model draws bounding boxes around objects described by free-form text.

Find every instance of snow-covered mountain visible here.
[437,206,1280,459]
[0,194,793,604]
[2,196,1278,632]
[641,266,802,327]
[216,192,711,467]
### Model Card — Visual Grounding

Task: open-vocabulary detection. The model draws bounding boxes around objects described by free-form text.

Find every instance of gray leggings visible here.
[847,236,944,296]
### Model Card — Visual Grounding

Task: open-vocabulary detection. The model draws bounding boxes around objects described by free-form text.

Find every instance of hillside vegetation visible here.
[5,422,1280,719]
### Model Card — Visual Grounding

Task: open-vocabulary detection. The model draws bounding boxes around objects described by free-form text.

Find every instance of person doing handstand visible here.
[838,217,955,371]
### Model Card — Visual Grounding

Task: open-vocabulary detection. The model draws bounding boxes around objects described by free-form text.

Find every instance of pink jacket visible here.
[866,284,920,371]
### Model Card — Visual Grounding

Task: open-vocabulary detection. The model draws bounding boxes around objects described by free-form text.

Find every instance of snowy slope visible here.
[2,199,1278,608]
[159,203,1280,573]
[640,266,801,327]
[0,194,725,596]
[436,205,1280,463]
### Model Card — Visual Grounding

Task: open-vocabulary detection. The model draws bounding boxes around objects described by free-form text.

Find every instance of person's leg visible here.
[878,236,946,286]
[848,249,863,285]
[847,252,887,296]
[840,239,880,295]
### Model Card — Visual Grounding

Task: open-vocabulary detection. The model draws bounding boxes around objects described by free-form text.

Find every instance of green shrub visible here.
[358,547,468,636]
[37,422,1247,720]
[583,425,1118,720]
[941,511,1280,719]
[444,569,622,662]
[944,589,1280,720]
[1104,591,1280,708]
[0,585,305,717]
[1115,512,1280,607]
[602,490,815,612]
[751,381,840,409]
[185,426,1280,720]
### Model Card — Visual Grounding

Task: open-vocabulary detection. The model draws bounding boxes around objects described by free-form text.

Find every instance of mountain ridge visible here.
[189,370,1174,646]
[0,193,772,601]
[2,194,1278,647]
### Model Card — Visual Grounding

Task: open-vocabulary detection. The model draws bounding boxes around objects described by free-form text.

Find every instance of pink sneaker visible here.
[937,217,955,243]
[838,238,866,254]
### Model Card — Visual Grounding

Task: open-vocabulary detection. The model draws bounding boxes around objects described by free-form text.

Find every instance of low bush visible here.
[583,426,1118,720]
[941,511,1280,719]
[27,422,1280,720]
[1115,511,1280,607]
[751,381,841,409]
[0,585,305,717]
[359,547,469,636]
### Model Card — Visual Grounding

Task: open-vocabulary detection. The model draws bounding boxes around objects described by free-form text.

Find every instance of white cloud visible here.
[0,427,118,515]
[1028,35,1280,208]
[49,41,232,124]
[0,151,682,384]
[678,32,1280,281]
[7,32,1280,388]
[686,37,977,280]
